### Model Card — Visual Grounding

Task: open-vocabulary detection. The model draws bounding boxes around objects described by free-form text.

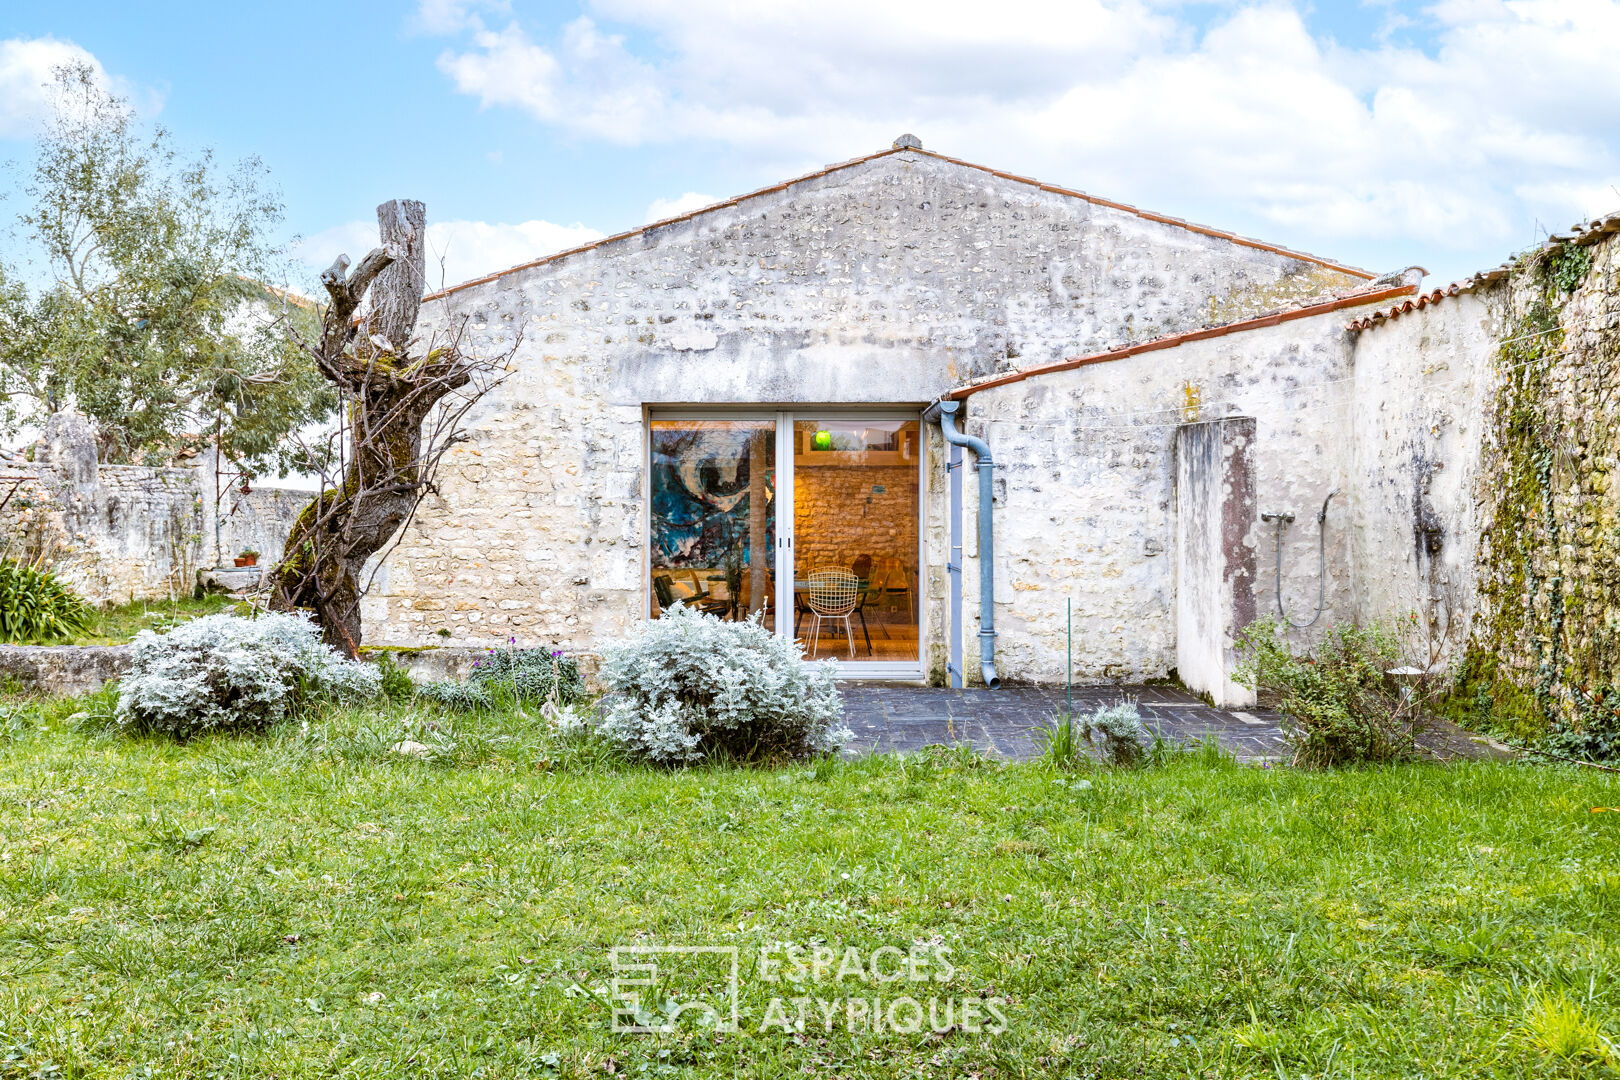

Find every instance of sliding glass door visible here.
[788,417,920,664]
[647,410,922,675]
[648,418,777,628]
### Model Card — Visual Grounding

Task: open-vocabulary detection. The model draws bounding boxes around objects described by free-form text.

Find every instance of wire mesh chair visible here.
[806,567,860,658]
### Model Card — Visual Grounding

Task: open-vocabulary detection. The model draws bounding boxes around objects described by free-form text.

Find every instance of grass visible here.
[0,697,1617,1078]
[71,594,235,645]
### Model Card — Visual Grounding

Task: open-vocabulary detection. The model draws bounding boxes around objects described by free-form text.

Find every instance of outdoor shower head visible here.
[1318,488,1340,523]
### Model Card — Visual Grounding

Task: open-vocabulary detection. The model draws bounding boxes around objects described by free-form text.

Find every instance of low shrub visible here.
[417,679,493,711]
[1235,616,1420,767]
[374,654,417,703]
[598,604,849,764]
[115,612,381,738]
[1086,699,1146,767]
[416,646,586,711]
[469,645,586,704]
[0,560,95,643]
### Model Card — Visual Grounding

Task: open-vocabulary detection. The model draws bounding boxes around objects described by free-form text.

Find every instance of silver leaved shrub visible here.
[598,604,849,764]
[1086,699,1146,767]
[116,612,381,738]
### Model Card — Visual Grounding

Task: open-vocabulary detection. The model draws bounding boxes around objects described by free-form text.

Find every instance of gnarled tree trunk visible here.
[270,199,508,655]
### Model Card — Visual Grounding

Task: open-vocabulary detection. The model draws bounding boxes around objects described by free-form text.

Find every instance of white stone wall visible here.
[956,303,1380,684]
[0,419,305,606]
[1347,290,1504,644]
[368,149,1368,660]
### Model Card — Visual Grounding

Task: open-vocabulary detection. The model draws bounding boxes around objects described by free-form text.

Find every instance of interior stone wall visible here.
[792,463,919,577]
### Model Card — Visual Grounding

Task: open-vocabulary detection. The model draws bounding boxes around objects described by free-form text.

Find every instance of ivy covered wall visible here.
[1461,234,1620,759]
[1348,218,1620,760]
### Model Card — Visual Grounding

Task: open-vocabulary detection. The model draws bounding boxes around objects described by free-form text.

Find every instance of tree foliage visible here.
[0,63,335,471]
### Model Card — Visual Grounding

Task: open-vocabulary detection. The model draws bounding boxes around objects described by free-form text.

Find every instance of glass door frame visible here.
[645,407,926,681]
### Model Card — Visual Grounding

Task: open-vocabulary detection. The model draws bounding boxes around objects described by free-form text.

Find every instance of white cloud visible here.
[0,36,118,140]
[296,217,605,292]
[644,192,719,223]
[430,0,1620,273]
[412,0,511,35]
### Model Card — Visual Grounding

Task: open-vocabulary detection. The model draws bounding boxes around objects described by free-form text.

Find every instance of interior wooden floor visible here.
[795,608,919,662]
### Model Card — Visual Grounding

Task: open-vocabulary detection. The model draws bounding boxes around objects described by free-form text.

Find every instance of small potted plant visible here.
[235,548,260,568]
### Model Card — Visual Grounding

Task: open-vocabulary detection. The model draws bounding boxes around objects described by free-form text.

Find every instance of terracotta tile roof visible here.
[422,145,1373,301]
[946,282,1418,400]
[1347,209,1620,332]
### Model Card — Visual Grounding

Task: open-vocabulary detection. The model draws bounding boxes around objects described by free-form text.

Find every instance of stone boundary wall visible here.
[367,645,603,689]
[204,482,309,571]
[1350,228,1620,747]
[0,642,603,698]
[1348,289,1501,646]
[956,302,1369,685]
[0,644,132,695]
[0,416,308,606]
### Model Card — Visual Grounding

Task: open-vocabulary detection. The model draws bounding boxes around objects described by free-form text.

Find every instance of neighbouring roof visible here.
[947,281,1418,400]
[1347,209,1620,333]
[422,142,1374,301]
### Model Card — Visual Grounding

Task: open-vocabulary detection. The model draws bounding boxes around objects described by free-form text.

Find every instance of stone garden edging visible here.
[0,644,134,695]
[0,642,604,697]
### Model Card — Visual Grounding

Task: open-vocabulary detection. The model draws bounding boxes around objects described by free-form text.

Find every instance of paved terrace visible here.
[840,684,1507,764]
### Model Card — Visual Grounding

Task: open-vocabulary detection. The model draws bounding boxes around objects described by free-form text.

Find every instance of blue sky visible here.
[3,1,1619,289]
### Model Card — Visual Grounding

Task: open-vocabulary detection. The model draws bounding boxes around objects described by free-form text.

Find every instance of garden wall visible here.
[0,415,307,605]
[1347,216,1620,752]
[1347,288,1502,648]
[955,298,1382,686]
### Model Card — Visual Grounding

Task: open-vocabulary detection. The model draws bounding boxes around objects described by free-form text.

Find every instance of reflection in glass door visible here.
[790,419,920,663]
[648,419,776,629]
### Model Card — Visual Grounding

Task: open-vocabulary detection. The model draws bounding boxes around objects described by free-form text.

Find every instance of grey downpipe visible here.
[926,400,1000,689]
[947,438,964,688]
[1271,488,1338,629]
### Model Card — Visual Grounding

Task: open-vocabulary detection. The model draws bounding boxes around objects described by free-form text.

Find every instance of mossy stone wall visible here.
[1462,236,1620,756]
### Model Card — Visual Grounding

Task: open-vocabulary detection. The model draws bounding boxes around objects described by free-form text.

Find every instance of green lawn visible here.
[0,697,1617,1078]
[73,594,235,645]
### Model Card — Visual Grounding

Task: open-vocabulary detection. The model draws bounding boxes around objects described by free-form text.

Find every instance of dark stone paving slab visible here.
[839,684,1509,765]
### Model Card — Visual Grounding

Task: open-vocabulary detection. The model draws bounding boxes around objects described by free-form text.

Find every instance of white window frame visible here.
[645,407,926,681]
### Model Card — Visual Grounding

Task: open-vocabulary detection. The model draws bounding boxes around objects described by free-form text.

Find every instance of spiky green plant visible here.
[1038,711,1084,769]
[0,560,95,643]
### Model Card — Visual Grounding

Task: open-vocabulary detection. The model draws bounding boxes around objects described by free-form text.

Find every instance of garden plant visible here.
[598,603,849,763]
[1235,615,1427,767]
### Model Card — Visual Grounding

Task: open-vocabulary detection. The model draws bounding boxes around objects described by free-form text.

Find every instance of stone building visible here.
[360,135,1619,707]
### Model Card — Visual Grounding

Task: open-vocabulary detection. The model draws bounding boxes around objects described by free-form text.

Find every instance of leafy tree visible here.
[0,63,335,472]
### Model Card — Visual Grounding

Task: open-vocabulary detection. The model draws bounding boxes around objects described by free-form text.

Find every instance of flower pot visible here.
[234,556,258,567]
